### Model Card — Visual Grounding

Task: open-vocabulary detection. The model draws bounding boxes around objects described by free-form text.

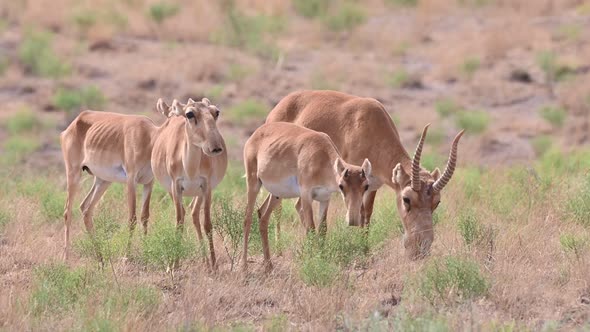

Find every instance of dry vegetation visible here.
[1,0,590,330]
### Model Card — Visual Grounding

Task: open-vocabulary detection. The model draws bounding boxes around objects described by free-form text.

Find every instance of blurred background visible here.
[0,0,589,168]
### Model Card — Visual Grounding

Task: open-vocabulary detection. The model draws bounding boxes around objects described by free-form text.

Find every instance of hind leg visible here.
[63,167,82,260]
[140,180,154,235]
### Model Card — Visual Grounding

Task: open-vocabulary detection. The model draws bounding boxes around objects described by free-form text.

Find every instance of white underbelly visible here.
[85,164,127,183]
[262,176,300,199]
[180,177,206,196]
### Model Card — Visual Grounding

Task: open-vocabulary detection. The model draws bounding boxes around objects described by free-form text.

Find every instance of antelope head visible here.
[392,124,464,260]
[335,158,373,226]
[157,97,224,156]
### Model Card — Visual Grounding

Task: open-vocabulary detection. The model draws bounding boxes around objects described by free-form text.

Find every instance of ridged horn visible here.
[433,130,465,193]
[411,124,430,192]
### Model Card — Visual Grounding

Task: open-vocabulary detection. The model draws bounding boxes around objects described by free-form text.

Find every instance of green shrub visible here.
[539,106,566,127]
[298,248,340,287]
[213,196,244,271]
[72,10,97,34]
[322,2,366,32]
[461,57,480,79]
[0,208,10,233]
[559,233,588,259]
[459,167,483,200]
[141,217,195,273]
[532,135,553,157]
[3,135,41,165]
[53,85,106,112]
[387,69,410,88]
[420,154,444,172]
[227,99,268,123]
[19,29,70,78]
[30,263,95,315]
[74,209,129,263]
[566,176,590,227]
[417,256,489,305]
[536,51,572,87]
[148,2,179,25]
[457,208,482,246]
[205,85,225,100]
[455,110,489,134]
[212,6,285,59]
[19,178,65,222]
[386,0,419,6]
[293,0,331,18]
[435,98,460,118]
[425,126,445,146]
[4,107,40,135]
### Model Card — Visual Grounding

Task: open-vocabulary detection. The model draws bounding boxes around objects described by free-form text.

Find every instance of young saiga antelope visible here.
[60,111,159,260]
[152,98,227,268]
[242,122,373,271]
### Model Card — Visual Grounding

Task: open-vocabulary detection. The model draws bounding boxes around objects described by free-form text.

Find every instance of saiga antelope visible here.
[264,90,464,259]
[152,98,227,268]
[243,122,373,271]
[60,111,159,260]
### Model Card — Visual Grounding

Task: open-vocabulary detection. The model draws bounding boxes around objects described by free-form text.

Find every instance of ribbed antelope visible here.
[152,98,227,268]
[60,111,159,260]
[243,122,373,271]
[264,90,464,259]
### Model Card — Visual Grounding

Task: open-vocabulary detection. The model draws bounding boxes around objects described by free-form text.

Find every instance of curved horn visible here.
[433,130,465,193]
[411,124,430,192]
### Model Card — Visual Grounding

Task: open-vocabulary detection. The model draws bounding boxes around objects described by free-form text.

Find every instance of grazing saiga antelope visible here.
[243,122,373,271]
[264,90,464,259]
[152,98,227,268]
[60,111,159,260]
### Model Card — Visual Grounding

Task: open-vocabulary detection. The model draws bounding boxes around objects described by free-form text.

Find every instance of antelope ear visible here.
[334,158,346,176]
[361,159,372,178]
[187,98,196,104]
[392,163,409,186]
[201,98,211,106]
[156,98,171,117]
[431,168,441,182]
[170,99,184,117]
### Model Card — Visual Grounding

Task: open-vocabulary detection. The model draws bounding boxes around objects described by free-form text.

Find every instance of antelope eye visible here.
[186,111,195,119]
[339,184,344,191]
[364,185,369,192]
[403,197,411,205]
[215,110,220,119]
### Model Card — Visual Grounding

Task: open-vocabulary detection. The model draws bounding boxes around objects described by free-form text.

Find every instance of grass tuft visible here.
[4,107,41,135]
[227,99,268,124]
[53,85,106,113]
[539,106,566,128]
[19,29,70,78]
[455,110,489,134]
[322,2,367,32]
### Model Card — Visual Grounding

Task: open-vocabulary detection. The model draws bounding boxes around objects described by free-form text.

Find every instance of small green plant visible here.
[461,57,480,79]
[205,85,224,100]
[386,0,419,6]
[455,110,489,134]
[227,99,268,123]
[416,256,489,305]
[293,0,331,18]
[141,217,195,276]
[74,209,129,264]
[3,136,41,165]
[387,69,409,88]
[566,176,590,227]
[531,135,553,157]
[322,2,367,32]
[559,233,588,259]
[4,107,40,135]
[148,2,179,25]
[19,178,65,222]
[298,249,340,287]
[72,10,97,35]
[19,29,70,78]
[557,24,582,42]
[536,51,572,94]
[53,85,106,113]
[539,106,566,128]
[435,99,460,118]
[213,196,244,271]
[0,208,10,233]
[457,208,481,246]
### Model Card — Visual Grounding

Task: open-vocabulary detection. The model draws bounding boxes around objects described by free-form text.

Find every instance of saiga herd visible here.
[60,90,464,271]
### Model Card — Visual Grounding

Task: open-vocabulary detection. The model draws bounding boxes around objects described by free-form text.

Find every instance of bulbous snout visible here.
[345,197,363,227]
[403,230,434,260]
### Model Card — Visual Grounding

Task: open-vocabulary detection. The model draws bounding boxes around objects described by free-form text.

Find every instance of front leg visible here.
[171,179,185,231]
[318,200,330,236]
[140,180,154,235]
[203,185,216,269]
[299,191,315,233]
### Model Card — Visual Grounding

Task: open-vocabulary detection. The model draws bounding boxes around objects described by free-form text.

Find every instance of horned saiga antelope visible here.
[242,122,373,271]
[60,111,159,260]
[152,98,227,268]
[265,90,464,259]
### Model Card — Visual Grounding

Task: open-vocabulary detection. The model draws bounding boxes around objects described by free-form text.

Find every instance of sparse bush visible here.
[460,57,480,79]
[455,110,489,134]
[457,208,481,246]
[539,106,566,128]
[293,0,330,18]
[3,135,40,164]
[435,98,460,118]
[425,126,445,146]
[74,209,129,263]
[205,85,224,100]
[417,256,489,305]
[227,99,268,123]
[19,29,70,78]
[213,5,285,59]
[148,2,179,25]
[559,233,588,259]
[213,196,244,271]
[141,217,195,274]
[53,85,106,113]
[20,178,65,222]
[459,167,483,200]
[298,247,340,287]
[566,176,590,227]
[72,10,97,35]
[536,51,572,93]
[323,2,366,32]
[531,135,552,157]
[386,69,421,89]
[4,107,40,135]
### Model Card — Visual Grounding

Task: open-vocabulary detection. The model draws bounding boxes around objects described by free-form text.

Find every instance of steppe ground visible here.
[1,0,590,330]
